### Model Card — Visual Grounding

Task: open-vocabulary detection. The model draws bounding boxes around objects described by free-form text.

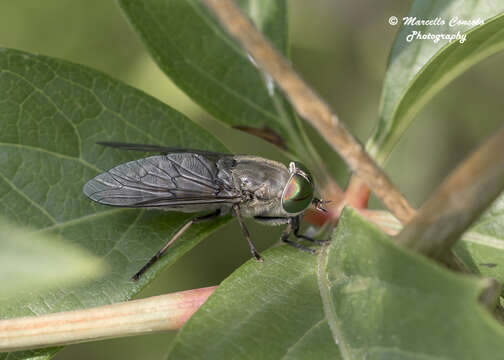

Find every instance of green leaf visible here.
[118,0,336,188]
[366,201,504,287]
[0,348,60,360]
[168,208,504,359]
[367,2,504,164]
[0,219,103,299]
[118,0,293,140]
[326,208,504,359]
[454,194,504,286]
[0,47,229,359]
[166,241,342,359]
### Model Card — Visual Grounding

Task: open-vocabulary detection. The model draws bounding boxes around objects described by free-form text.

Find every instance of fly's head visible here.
[281,162,315,216]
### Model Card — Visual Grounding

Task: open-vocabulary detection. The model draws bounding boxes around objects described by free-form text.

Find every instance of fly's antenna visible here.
[312,198,330,213]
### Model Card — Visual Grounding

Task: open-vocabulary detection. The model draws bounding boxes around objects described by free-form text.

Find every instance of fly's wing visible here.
[97,142,230,162]
[83,153,239,209]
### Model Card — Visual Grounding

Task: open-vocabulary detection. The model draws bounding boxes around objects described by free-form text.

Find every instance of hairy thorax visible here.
[228,156,290,218]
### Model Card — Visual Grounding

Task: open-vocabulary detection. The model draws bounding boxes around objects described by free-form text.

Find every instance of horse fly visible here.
[83,142,328,281]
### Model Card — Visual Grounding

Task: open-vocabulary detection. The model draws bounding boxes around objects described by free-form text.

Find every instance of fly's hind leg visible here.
[131,210,221,282]
[281,218,316,254]
[292,216,327,245]
[234,205,263,262]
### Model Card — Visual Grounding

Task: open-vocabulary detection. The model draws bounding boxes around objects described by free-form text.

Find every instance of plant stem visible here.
[344,176,371,209]
[5,201,503,352]
[201,0,415,224]
[269,82,338,194]
[396,125,504,259]
[0,286,216,352]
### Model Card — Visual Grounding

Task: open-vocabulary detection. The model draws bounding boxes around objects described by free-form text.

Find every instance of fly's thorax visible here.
[230,156,289,195]
[224,156,289,217]
[217,156,315,219]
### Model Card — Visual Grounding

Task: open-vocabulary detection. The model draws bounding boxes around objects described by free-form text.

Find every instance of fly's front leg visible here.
[292,216,326,244]
[131,210,221,281]
[281,218,316,254]
[234,205,263,262]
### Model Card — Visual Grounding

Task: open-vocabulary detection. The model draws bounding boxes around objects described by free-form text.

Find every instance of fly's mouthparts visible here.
[313,198,331,213]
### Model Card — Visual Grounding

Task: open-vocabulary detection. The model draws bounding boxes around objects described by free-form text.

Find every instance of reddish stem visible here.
[305,174,371,227]
[345,175,371,209]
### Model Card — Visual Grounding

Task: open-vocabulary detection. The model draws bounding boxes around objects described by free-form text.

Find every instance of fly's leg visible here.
[234,205,263,262]
[131,210,221,282]
[292,216,327,244]
[281,218,316,254]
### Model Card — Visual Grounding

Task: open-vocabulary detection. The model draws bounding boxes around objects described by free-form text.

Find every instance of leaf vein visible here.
[2,69,82,158]
[317,242,351,358]
[0,170,57,225]
[0,142,101,173]
[281,317,328,360]
[33,208,129,233]
[146,2,279,123]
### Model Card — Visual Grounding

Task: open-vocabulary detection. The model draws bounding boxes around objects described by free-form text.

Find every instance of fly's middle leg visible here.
[281,218,316,254]
[131,210,221,281]
[234,205,263,262]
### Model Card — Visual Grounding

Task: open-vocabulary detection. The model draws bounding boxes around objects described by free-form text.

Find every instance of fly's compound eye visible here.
[281,162,314,214]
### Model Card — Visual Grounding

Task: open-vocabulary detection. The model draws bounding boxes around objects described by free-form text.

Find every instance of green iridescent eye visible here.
[281,164,314,214]
[293,162,311,177]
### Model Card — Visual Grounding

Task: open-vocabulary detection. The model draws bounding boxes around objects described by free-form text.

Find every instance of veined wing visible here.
[97,141,231,161]
[83,153,239,208]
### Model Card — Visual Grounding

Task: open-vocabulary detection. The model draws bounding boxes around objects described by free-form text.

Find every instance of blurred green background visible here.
[1,1,503,359]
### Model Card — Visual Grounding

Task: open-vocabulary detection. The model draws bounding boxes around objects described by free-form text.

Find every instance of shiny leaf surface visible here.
[168,208,504,359]
[367,2,504,164]
[0,47,228,359]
